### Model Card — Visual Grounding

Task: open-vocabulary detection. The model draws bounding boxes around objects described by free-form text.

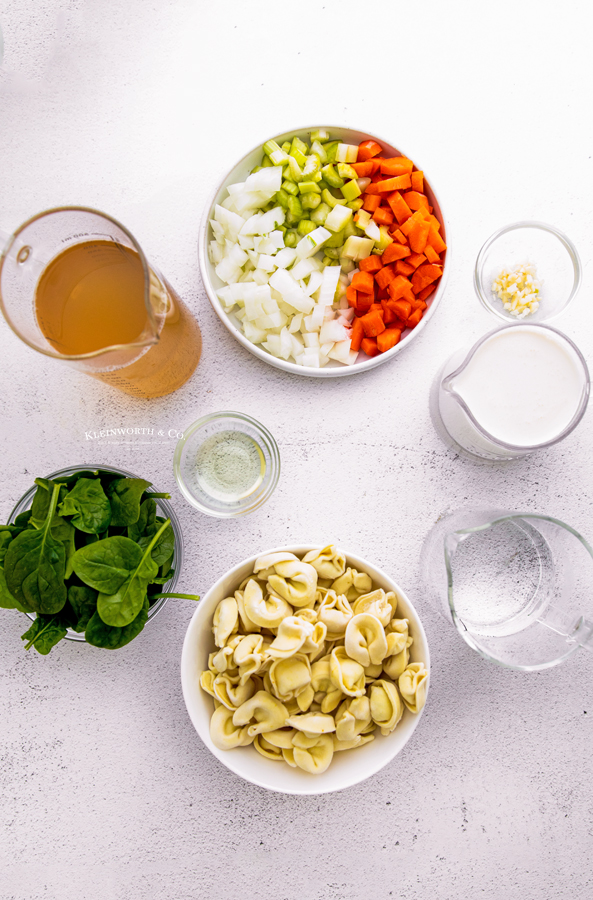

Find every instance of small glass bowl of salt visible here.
[474,221,581,323]
[173,412,280,517]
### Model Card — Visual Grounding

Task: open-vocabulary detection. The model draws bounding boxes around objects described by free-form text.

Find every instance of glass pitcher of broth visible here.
[0,207,202,398]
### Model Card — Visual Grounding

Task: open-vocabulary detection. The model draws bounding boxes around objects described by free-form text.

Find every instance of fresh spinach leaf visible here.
[106,478,152,527]
[4,484,67,614]
[127,497,154,543]
[96,521,170,627]
[140,516,174,567]
[71,536,143,594]
[85,597,149,649]
[30,478,67,529]
[13,510,32,530]
[59,478,112,534]
[150,553,175,585]
[0,529,13,563]
[0,566,27,611]
[21,614,68,654]
[127,501,174,567]
[68,585,97,632]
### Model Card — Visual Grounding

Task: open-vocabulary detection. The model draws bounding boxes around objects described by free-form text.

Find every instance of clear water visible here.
[195,430,265,503]
[447,519,553,636]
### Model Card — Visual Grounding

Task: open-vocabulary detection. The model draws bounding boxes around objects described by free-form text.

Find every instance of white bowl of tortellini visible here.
[181,544,430,794]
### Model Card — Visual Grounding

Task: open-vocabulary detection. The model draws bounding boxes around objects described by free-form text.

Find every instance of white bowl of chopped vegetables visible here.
[199,126,449,377]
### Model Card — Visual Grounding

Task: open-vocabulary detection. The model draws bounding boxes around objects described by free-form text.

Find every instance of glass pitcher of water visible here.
[421,509,593,670]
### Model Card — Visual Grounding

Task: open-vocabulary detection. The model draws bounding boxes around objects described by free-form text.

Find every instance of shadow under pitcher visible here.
[0,207,202,399]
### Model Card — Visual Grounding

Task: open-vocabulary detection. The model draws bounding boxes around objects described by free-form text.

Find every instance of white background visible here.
[1,2,592,898]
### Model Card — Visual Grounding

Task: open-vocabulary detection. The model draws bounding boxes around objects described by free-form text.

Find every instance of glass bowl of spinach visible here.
[1,465,198,654]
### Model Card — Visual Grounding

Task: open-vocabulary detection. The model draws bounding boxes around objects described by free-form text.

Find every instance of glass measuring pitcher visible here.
[0,207,202,399]
[432,324,589,460]
[421,509,593,670]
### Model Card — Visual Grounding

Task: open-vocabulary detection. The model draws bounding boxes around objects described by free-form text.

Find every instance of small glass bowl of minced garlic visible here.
[474,221,581,323]
[173,412,280,517]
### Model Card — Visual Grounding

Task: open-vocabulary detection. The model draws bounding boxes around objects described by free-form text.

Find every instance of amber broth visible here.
[35,241,201,398]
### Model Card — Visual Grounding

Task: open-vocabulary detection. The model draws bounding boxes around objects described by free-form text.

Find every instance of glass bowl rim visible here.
[473,220,582,323]
[7,463,183,642]
[173,411,281,518]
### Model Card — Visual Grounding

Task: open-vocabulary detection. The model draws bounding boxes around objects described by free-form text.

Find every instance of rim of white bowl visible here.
[180,544,430,795]
[199,125,449,378]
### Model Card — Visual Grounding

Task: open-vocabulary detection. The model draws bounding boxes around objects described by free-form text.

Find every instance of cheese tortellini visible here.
[200,546,428,774]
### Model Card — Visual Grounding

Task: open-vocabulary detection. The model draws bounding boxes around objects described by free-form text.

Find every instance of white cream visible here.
[450,326,585,446]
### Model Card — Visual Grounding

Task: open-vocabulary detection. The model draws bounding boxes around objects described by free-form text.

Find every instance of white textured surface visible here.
[1,2,592,898]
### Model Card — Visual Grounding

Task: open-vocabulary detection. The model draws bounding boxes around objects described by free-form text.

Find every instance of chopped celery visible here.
[297,219,316,236]
[321,188,343,209]
[261,155,274,168]
[287,195,303,220]
[355,209,372,229]
[298,181,321,194]
[310,140,328,164]
[321,163,344,188]
[323,247,341,259]
[337,163,358,181]
[340,257,356,273]
[317,178,330,192]
[250,166,262,174]
[281,141,291,153]
[347,198,364,211]
[343,218,359,239]
[341,180,362,202]
[275,189,290,209]
[263,140,289,166]
[324,141,339,162]
[336,143,358,163]
[290,137,308,166]
[302,192,321,210]
[342,235,375,260]
[310,202,331,226]
[282,180,298,195]
[311,129,330,142]
[303,154,321,178]
[372,225,393,254]
[284,231,297,248]
[287,156,303,183]
[309,170,323,183]
[325,229,345,248]
[325,204,353,233]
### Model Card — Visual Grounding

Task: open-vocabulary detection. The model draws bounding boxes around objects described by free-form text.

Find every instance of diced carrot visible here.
[369,302,384,314]
[411,171,424,192]
[410,298,428,312]
[395,260,415,276]
[375,265,396,290]
[356,292,373,313]
[400,210,425,237]
[350,317,364,352]
[358,140,383,161]
[386,192,412,224]
[406,253,427,270]
[362,193,381,213]
[366,174,412,194]
[360,309,386,338]
[402,191,430,211]
[369,158,383,175]
[424,244,440,264]
[406,309,423,329]
[346,285,358,308]
[351,161,374,177]
[361,337,379,357]
[386,299,412,320]
[417,283,437,302]
[379,157,414,177]
[377,327,402,353]
[359,255,383,273]
[407,218,431,254]
[376,286,390,301]
[351,271,375,294]
[411,264,442,294]
[373,207,395,227]
[382,242,411,264]
[381,300,398,324]
[387,275,415,303]
[427,226,447,254]
[392,228,407,244]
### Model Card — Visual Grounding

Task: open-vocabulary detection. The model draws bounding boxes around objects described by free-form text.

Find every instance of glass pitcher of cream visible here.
[0,207,202,399]
[432,324,590,460]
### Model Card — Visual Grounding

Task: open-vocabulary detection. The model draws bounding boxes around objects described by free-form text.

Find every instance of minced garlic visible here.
[491,263,541,318]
